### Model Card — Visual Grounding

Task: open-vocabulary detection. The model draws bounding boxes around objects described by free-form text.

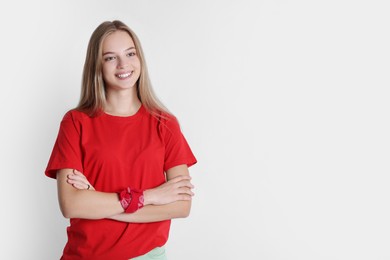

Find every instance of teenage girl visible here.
[45,20,197,260]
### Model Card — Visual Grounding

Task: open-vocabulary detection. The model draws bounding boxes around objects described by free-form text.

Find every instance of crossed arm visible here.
[56,164,194,223]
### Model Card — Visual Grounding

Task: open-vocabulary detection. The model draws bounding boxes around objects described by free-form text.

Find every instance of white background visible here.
[1,0,389,259]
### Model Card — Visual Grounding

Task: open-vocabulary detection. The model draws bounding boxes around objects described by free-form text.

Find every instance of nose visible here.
[117,57,128,69]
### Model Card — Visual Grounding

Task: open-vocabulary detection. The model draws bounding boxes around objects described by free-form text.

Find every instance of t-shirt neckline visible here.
[101,104,146,121]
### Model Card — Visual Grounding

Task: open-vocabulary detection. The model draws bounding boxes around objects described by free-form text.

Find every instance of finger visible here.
[66,174,75,181]
[67,178,84,186]
[68,172,87,180]
[175,180,194,189]
[67,177,86,185]
[178,187,195,196]
[168,175,191,183]
[73,169,85,176]
[177,194,192,201]
[67,175,88,183]
[171,178,193,187]
[72,183,86,190]
[67,174,76,180]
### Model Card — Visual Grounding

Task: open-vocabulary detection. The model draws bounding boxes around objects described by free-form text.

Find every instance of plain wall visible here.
[1,0,389,259]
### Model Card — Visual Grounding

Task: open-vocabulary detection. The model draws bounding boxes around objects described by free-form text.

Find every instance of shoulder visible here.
[62,109,91,123]
[158,111,181,132]
[154,111,186,144]
[60,109,92,132]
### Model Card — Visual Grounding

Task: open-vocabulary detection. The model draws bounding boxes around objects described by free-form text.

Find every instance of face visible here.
[101,30,141,92]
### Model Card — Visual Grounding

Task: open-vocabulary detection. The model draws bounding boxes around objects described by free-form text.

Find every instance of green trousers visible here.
[131,247,167,260]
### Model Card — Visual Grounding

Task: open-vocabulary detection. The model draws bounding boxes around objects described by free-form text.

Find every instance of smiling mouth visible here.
[116,72,132,79]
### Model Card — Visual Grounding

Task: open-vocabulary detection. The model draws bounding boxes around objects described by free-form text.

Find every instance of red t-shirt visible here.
[45,105,197,259]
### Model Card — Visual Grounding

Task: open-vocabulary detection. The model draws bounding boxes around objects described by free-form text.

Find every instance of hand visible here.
[67,169,95,191]
[143,175,194,206]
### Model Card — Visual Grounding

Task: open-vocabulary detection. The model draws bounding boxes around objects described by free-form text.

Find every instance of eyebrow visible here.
[103,47,136,56]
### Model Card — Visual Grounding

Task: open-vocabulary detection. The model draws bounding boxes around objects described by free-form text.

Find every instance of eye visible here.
[104,56,116,62]
[127,51,136,57]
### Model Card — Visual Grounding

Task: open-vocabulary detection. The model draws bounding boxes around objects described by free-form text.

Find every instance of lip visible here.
[115,71,133,79]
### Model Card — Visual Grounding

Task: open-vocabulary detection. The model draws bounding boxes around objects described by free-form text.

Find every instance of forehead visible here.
[102,30,135,52]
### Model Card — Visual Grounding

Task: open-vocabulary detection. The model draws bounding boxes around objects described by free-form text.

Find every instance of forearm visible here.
[109,200,191,223]
[57,169,123,219]
[59,164,193,220]
[61,190,123,219]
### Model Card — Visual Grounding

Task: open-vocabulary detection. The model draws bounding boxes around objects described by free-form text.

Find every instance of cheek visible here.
[134,57,141,70]
[102,65,113,79]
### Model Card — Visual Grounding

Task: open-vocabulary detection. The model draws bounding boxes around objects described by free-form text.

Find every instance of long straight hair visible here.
[76,20,170,117]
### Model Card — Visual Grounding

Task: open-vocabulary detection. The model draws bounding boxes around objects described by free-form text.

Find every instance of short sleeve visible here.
[45,111,84,179]
[161,116,197,172]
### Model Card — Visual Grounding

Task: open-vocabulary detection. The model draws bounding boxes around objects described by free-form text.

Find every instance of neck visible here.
[105,88,141,116]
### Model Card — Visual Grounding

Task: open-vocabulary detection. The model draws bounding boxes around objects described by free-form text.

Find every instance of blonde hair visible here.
[76,20,170,117]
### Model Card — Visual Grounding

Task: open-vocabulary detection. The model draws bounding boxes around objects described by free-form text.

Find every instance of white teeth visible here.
[117,72,131,78]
